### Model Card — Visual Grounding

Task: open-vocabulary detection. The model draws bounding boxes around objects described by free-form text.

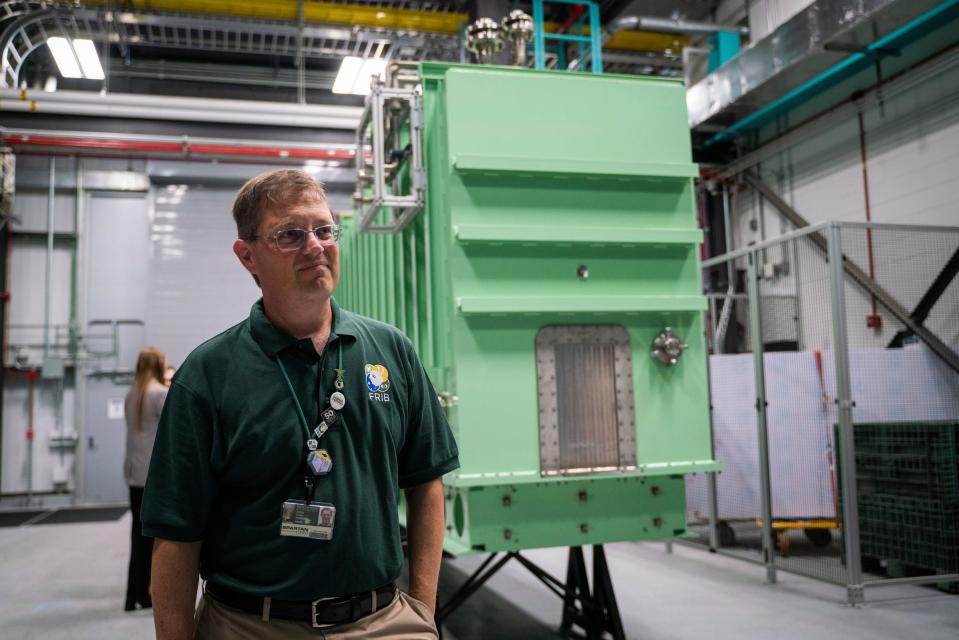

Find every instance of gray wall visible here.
[2,156,354,501]
[731,56,959,351]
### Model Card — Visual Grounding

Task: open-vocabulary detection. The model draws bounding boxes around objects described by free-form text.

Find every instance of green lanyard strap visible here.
[275,341,343,441]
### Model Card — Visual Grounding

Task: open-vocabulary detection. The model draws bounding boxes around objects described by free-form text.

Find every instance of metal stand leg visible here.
[437,545,627,639]
[436,552,513,626]
[592,546,626,640]
[561,546,626,640]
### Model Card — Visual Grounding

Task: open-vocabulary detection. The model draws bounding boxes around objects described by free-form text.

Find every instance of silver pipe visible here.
[44,156,54,361]
[702,221,830,267]
[747,252,776,586]
[3,87,361,116]
[568,14,746,70]
[721,182,736,289]
[635,16,748,35]
[827,223,864,608]
[0,89,361,129]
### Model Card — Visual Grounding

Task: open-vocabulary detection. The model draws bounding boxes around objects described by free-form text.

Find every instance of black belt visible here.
[206,581,397,628]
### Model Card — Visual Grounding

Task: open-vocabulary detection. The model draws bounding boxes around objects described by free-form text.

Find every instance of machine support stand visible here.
[436,545,625,640]
[560,546,626,640]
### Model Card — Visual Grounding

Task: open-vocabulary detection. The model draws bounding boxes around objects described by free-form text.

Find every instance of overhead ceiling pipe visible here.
[568,15,746,71]
[626,16,748,36]
[1,128,359,163]
[0,88,363,130]
[691,0,959,138]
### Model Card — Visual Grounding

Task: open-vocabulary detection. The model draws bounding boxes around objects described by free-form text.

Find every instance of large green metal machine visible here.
[339,61,716,634]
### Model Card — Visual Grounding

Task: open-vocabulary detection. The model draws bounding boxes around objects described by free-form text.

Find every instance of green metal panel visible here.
[339,64,718,555]
[447,474,688,553]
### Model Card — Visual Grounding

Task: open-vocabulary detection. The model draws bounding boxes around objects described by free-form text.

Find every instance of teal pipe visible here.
[706,0,959,146]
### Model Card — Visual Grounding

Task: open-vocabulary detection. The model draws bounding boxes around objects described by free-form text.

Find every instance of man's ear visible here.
[233,239,257,276]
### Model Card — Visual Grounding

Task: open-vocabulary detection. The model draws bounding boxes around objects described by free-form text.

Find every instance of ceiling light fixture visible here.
[331,56,388,95]
[46,37,82,79]
[46,37,104,80]
[72,39,105,80]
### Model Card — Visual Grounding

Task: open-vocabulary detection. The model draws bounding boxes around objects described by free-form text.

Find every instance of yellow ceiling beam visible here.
[82,0,468,33]
[604,30,688,53]
[69,1,688,53]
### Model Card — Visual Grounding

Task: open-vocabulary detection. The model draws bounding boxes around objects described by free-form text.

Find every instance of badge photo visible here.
[279,500,336,540]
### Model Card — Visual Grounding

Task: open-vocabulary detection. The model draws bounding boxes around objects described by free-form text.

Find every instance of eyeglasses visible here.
[250,224,342,252]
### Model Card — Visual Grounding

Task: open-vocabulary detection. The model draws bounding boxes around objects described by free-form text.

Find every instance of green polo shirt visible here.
[141,298,459,600]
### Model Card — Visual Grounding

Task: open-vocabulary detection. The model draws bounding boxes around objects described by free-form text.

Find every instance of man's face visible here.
[232,196,340,303]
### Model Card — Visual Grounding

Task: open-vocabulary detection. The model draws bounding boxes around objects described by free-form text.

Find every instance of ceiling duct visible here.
[686,0,957,133]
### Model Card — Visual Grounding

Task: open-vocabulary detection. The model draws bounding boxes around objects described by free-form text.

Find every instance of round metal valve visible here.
[501,10,533,38]
[466,18,504,65]
[651,327,688,366]
[501,10,534,66]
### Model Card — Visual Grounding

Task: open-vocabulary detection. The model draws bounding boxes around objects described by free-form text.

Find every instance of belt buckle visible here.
[311,597,337,629]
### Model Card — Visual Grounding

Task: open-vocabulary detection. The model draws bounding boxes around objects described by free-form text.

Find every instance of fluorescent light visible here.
[47,37,82,79]
[46,37,104,80]
[72,39,105,80]
[331,56,388,95]
[356,58,387,95]
[332,56,364,94]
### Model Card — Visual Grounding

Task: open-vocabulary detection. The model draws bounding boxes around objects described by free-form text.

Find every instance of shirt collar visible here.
[249,297,356,358]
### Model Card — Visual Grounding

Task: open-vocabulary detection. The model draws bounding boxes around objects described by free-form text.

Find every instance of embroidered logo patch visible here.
[365,363,391,402]
[365,364,390,392]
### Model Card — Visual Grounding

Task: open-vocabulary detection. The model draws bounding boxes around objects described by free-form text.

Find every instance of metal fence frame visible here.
[694,220,959,606]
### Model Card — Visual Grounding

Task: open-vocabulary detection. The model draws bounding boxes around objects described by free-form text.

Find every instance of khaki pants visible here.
[194,590,439,640]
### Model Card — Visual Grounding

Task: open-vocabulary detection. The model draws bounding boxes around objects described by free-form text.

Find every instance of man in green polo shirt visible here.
[142,169,459,639]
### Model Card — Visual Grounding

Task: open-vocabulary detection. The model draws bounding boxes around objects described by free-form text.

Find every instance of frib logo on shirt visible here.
[365,363,391,402]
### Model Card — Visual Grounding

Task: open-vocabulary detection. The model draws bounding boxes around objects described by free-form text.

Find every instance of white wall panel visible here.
[6,240,73,365]
[12,191,77,234]
[146,184,259,367]
[2,380,77,494]
[732,59,959,351]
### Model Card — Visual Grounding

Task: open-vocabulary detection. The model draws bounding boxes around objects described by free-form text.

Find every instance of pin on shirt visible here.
[307,449,333,475]
[307,438,318,451]
[330,391,346,411]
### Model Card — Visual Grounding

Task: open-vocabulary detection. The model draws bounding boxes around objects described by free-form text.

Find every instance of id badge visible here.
[279,500,336,540]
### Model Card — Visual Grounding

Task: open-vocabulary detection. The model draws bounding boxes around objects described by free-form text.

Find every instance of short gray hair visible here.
[232,169,327,240]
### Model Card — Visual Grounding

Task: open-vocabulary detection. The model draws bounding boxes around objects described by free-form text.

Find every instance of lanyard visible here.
[275,341,343,440]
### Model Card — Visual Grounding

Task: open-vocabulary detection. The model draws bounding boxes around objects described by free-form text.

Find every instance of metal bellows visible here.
[466,18,503,65]
[501,10,534,67]
[467,11,533,66]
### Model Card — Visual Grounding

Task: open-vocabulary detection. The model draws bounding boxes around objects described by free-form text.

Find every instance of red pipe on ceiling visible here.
[1,134,356,160]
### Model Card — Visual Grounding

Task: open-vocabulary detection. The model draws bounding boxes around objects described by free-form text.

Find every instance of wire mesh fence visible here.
[687,221,959,603]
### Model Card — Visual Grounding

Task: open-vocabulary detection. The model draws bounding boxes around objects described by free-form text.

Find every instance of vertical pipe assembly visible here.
[722,182,735,285]
[26,370,38,504]
[706,341,721,551]
[857,110,880,328]
[747,252,776,584]
[371,93,385,204]
[588,2,603,73]
[827,222,865,607]
[532,0,546,70]
[44,156,55,360]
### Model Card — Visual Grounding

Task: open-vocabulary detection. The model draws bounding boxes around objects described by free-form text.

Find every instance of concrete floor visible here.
[1,512,957,639]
